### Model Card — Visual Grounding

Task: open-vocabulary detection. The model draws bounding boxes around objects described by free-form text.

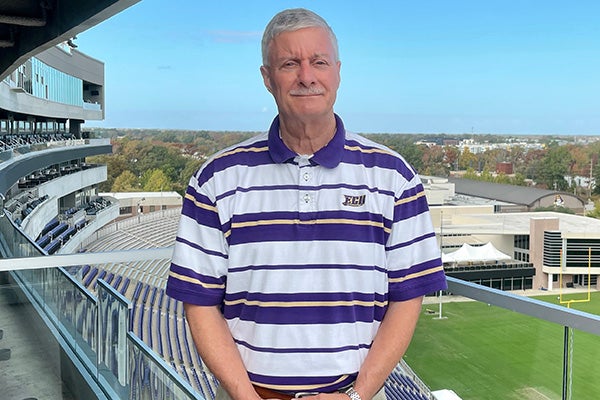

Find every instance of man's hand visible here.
[184,303,260,400]
[353,297,423,400]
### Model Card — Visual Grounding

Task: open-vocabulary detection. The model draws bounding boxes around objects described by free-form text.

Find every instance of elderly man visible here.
[166,8,447,400]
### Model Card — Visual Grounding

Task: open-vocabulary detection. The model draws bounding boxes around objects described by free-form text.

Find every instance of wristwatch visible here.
[345,387,362,400]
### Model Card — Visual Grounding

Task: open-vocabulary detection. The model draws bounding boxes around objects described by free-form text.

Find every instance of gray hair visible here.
[261,8,339,66]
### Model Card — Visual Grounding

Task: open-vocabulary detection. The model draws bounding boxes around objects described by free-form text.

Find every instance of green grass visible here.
[404,292,600,400]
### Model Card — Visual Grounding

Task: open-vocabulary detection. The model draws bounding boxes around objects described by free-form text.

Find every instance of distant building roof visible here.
[435,210,600,236]
[447,177,584,210]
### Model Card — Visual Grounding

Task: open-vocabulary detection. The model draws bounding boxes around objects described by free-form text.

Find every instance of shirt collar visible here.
[267,114,345,169]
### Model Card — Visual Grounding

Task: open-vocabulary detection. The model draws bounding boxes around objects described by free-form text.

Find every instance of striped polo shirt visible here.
[166,114,447,393]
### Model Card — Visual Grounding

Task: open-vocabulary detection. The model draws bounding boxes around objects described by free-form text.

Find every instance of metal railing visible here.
[0,209,201,399]
[9,260,200,400]
[4,251,600,400]
[445,277,600,400]
[3,205,600,399]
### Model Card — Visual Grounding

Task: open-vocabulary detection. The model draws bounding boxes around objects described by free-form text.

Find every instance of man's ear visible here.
[260,66,273,94]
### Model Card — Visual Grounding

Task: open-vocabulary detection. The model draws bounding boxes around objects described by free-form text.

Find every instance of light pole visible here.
[435,210,447,320]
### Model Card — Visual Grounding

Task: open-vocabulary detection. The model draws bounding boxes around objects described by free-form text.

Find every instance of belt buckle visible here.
[295,392,319,398]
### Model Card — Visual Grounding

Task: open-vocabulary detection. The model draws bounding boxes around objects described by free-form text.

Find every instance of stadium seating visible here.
[75,210,434,399]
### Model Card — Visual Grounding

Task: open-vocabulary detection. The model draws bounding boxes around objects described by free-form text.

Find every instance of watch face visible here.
[345,388,361,400]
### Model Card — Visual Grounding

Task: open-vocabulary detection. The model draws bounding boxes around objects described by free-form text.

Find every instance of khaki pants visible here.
[215,385,386,400]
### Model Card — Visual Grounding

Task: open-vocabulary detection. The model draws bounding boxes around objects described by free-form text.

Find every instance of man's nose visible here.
[298,62,316,86]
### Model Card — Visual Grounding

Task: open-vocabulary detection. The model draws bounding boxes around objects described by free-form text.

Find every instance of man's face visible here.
[261,27,341,123]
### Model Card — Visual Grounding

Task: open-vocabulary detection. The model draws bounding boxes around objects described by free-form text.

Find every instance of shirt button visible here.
[303,172,310,181]
[303,193,311,203]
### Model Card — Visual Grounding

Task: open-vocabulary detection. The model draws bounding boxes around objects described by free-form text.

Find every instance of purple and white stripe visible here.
[166,117,446,391]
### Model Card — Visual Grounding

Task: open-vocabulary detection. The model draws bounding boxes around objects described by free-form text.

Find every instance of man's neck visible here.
[279,114,337,155]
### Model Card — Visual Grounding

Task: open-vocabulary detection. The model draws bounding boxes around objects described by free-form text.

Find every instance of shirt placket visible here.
[297,157,316,218]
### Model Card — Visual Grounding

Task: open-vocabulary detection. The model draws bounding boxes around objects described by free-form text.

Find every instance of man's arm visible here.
[352,297,424,400]
[184,303,261,400]
[313,297,424,400]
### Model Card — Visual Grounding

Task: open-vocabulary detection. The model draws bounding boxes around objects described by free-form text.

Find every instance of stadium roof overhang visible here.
[0,141,112,194]
[0,0,140,81]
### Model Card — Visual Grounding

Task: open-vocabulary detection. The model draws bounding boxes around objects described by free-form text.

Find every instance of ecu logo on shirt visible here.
[342,194,366,207]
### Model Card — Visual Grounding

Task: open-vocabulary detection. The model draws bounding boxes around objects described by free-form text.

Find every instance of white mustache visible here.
[289,87,324,96]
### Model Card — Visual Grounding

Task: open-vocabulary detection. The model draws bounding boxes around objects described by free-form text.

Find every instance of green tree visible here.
[512,172,526,186]
[586,200,600,219]
[538,144,572,190]
[523,148,546,181]
[180,159,203,182]
[398,143,424,172]
[463,167,478,180]
[87,152,129,192]
[480,148,505,172]
[592,156,600,195]
[142,169,173,192]
[508,144,526,166]
[366,135,424,172]
[480,169,493,182]
[495,172,510,184]
[111,170,140,192]
[458,147,478,171]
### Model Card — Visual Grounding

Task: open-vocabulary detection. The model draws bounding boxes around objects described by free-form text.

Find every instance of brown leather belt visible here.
[253,385,320,400]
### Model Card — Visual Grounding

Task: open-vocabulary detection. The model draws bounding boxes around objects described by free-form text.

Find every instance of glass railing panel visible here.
[73,278,98,367]
[4,243,599,400]
[15,267,45,306]
[60,266,99,373]
[5,256,203,400]
[405,279,600,400]
[97,279,130,399]
[128,333,199,400]
[83,102,102,111]
[568,327,600,399]
[0,211,44,259]
[0,150,11,162]
[12,265,99,379]
[406,296,565,399]
[0,274,79,399]
[553,288,600,400]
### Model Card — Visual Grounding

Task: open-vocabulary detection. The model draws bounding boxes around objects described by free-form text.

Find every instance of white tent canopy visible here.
[442,242,511,264]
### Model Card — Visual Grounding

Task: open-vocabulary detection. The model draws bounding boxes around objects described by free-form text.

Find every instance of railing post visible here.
[562,326,568,400]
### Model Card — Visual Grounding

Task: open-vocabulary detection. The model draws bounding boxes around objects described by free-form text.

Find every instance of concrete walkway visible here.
[0,285,75,400]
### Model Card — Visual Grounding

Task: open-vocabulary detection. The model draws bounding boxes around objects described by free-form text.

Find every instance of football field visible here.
[405,292,600,400]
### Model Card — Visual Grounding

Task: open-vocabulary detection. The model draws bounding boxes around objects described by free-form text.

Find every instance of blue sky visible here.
[77,0,600,135]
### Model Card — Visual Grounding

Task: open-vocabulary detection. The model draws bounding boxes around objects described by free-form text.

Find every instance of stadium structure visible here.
[0,2,442,400]
[1,2,600,400]
[422,177,600,292]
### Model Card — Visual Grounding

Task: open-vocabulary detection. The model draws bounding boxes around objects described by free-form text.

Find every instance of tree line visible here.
[87,128,600,203]
[370,134,600,198]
